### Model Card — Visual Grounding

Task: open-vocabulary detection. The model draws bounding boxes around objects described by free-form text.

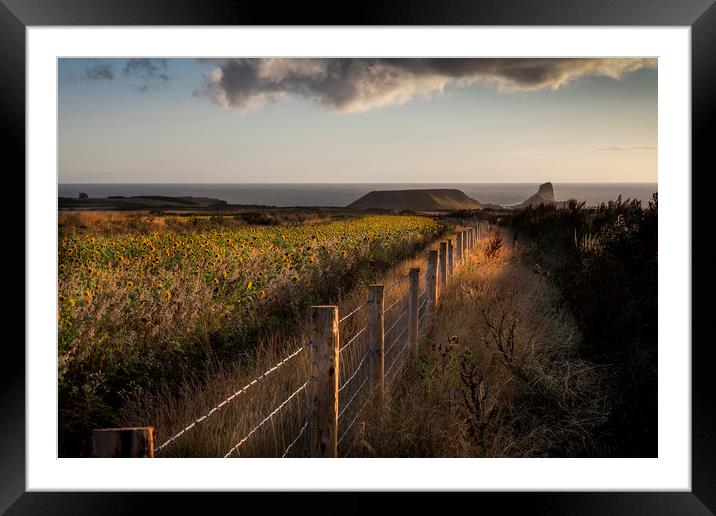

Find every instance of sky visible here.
[58,58,657,184]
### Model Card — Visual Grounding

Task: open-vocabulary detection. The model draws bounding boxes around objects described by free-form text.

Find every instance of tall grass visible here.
[355,235,609,457]
[117,251,433,457]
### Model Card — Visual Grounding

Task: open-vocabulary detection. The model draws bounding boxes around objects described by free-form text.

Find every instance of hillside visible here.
[348,189,484,211]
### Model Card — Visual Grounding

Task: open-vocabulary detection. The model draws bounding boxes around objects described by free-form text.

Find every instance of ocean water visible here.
[58,183,658,208]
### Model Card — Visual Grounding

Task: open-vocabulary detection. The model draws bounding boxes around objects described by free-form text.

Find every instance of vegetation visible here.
[425,195,658,457]
[58,214,446,455]
[510,196,658,456]
[358,238,609,457]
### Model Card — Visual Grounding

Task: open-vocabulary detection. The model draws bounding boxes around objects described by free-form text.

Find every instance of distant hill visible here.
[347,189,485,211]
[59,195,228,211]
[512,182,565,208]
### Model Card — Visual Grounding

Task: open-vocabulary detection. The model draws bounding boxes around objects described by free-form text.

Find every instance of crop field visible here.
[58,214,446,453]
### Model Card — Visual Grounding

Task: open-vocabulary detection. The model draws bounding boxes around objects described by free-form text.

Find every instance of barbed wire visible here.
[154,344,306,454]
[223,381,308,458]
[339,325,366,353]
[281,419,308,458]
[338,375,369,420]
[339,351,368,393]
[338,302,366,324]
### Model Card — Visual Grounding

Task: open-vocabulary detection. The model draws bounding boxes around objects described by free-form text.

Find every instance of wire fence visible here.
[110,228,485,459]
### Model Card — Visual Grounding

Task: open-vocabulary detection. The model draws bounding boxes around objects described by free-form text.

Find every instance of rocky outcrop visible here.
[513,182,564,208]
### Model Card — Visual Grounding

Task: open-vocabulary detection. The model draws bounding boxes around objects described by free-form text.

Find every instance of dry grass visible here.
[116,250,433,458]
[356,230,610,457]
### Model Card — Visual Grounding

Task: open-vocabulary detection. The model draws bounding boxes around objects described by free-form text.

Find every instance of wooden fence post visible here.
[439,241,447,291]
[447,238,454,278]
[367,285,385,409]
[427,249,438,311]
[408,268,420,358]
[461,230,467,258]
[92,427,155,457]
[309,305,339,458]
[456,232,463,264]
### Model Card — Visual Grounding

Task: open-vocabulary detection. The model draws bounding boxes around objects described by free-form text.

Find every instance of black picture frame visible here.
[5,0,712,513]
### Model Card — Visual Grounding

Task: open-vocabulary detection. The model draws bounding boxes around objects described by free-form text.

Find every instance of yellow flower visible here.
[247,280,253,290]
[126,281,134,288]
[291,275,299,284]
[258,289,266,300]
[163,291,172,301]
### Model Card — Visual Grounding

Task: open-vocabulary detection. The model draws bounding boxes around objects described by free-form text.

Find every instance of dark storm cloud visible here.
[195,58,657,113]
[122,58,171,92]
[84,64,114,81]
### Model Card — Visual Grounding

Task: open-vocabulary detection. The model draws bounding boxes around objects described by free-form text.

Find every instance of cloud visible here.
[195,58,657,113]
[122,58,170,92]
[600,145,657,151]
[85,64,114,81]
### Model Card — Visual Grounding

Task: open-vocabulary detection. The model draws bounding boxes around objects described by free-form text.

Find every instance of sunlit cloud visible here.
[195,58,657,113]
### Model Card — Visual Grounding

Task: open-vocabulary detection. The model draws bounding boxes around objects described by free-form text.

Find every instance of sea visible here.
[58,183,658,209]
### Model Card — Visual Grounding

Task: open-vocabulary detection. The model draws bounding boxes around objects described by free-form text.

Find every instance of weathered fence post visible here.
[447,238,454,278]
[309,305,339,458]
[461,230,467,258]
[92,427,155,457]
[456,232,463,264]
[408,268,420,358]
[427,249,438,311]
[439,241,447,291]
[367,285,385,409]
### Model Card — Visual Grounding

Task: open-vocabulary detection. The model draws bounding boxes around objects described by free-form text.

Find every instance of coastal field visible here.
[58,212,446,455]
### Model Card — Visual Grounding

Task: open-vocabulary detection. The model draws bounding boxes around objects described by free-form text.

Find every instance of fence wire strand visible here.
[339,325,366,353]
[281,420,308,458]
[384,308,407,337]
[223,381,308,458]
[383,290,407,314]
[385,275,408,293]
[155,344,306,454]
[338,376,369,420]
[339,351,368,393]
[338,302,366,324]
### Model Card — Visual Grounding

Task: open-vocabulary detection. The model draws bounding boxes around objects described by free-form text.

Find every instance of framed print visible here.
[5,0,713,513]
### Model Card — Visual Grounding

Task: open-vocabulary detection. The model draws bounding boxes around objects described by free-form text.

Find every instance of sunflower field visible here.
[58,214,445,453]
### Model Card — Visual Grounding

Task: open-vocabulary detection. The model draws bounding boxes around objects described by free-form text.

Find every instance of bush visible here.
[509,194,658,456]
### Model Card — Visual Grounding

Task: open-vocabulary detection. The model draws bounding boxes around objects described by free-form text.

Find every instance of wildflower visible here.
[247,280,253,290]
[163,291,172,301]
[291,275,299,283]
[258,289,266,300]
[83,290,92,300]
[126,281,134,288]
